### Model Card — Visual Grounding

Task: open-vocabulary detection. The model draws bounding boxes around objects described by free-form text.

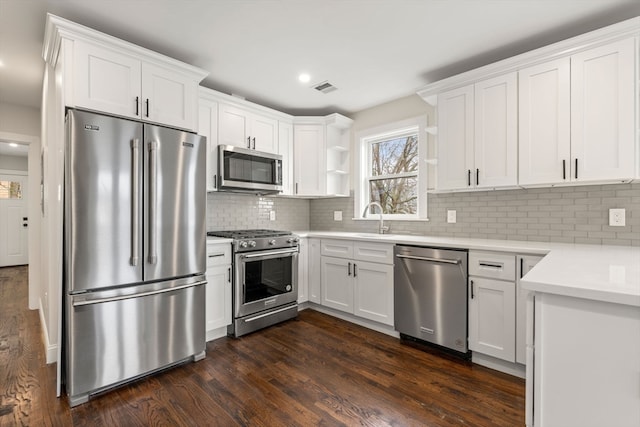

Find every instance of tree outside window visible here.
[366,131,418,215]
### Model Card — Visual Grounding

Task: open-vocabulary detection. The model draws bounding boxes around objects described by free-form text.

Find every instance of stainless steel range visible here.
[207,229,299,336]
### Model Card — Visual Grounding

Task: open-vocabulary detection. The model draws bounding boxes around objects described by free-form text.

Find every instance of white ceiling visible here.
[0,0,638,116]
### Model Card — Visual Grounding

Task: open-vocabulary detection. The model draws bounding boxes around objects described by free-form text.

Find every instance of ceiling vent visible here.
[313,81,337,94]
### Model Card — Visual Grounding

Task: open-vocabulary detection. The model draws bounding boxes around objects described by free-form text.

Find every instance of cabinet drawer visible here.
[469,251,515,281]
[206,242,231,267]
[353,242,394,265]
[321,239,353,258]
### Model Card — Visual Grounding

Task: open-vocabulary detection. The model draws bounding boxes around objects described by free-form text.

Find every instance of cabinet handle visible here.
[348,262,352,276]
[228,267,231,283]
[145,99,150,117]
[213,174,217,189]
[353,263,357,277]
[467,169,471,186]
[135,96,139,116]
[208,253,225,258]
[252,137,256,150]
[562,160,566,180]
[575,159,578,179]
[476,168,479,186]
[247,136,251,148]
[470,280,475,299]
[520,257,524,279]
[295,183,298,194]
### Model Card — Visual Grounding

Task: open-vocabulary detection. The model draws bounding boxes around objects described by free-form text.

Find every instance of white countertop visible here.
[295,231,640,308]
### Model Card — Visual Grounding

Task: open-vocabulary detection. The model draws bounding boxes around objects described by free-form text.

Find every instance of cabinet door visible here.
[469,277,516,362]
[474,73,518,188]
[218,104,251,148]
[205,265,232,339]
[437,85,474,190]
[278,121,294,195]
[353,261,394,326]
[519,58,571,186]
[141,62,197,131]
[297,237,309,303]
[320,256,353,313]
[516,255,543,364]
[294,124,326,195]
[308,238,321,304]
[251,114,279,153]
[73,40,141,119]
[570,37,636,182]
[199,99,219,192]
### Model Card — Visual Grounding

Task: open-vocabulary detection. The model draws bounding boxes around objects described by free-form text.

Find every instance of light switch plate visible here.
[609,208,625,226]
[334,211,343,221]
[447,210,456,224]
[269,210,276,221]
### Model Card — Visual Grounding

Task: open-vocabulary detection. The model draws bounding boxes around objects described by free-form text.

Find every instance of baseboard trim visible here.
[302,303,399,339]
[206,326,228,342]
[472,352,525,378]
[38,298,58,364]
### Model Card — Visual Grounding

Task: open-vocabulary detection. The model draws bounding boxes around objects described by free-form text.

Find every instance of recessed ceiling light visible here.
[9,143,18,147]
[298,73,311,83]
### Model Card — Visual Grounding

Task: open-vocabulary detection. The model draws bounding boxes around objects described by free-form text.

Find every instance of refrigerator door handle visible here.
[72,280,207,307]
[130,139,140,266]
[148,140,158,264]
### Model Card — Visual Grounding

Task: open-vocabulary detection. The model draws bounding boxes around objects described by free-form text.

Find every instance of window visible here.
[0,180,22,199]
[356,116,428,220]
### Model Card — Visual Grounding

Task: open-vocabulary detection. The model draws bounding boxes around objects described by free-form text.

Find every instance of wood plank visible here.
[0,266,524,426]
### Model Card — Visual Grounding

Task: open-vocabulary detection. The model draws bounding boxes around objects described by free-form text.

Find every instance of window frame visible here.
[355,116,429,221]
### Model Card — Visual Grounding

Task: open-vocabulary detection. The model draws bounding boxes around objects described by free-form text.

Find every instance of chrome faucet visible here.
[362,201,389,234]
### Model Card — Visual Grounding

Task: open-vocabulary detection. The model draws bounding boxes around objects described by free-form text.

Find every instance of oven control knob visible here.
[287,237,299,244]
[269,239,276,245]
[248,240,257,248]
[239,241,248,248]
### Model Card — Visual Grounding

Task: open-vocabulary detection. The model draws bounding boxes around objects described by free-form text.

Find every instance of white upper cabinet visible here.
[294,124,327,196]
[437,72,517,191]
[70,39,204,131]
[570,38,636,182]
[520,38,636,186]
[198,91,219,192]
[518,58,571,186]
[420,17,639,191]
[437,86,474,191]
[474,73,518,188]
[218,103,278,153]
[278,121,295,195]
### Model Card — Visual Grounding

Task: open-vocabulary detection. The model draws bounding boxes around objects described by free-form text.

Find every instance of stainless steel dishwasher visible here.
[394,245,469,356]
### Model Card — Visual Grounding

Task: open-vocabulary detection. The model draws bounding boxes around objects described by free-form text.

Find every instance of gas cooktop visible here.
[207,229,292,239]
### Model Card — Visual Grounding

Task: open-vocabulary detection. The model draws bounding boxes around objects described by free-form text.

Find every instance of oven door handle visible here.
[240,248,298,259]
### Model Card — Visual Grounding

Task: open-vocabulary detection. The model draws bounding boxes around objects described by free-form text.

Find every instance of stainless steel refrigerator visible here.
[63,109,206,407]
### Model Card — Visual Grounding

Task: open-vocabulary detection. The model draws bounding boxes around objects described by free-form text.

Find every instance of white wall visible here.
[0,154,28,171]
[0,103,41,137]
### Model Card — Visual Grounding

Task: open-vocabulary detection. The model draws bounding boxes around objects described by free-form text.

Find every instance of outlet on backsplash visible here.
[334,211,343,221]
[269,210,276,221]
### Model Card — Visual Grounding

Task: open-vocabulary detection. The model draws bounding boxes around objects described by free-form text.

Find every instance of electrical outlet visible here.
[609,208,625,227]
[447,210,457,224]
[334,211,343,221]
[269,210,276,221]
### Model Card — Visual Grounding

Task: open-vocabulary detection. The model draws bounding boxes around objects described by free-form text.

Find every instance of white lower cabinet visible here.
[297,237,308,303]
[205,240,232,341]
[468,251,517,362]
[319,239,394,326]
[308,238,321,304]
[516,255,544,364]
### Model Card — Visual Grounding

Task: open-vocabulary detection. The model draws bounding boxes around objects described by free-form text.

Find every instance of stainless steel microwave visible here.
[218,144,283,194]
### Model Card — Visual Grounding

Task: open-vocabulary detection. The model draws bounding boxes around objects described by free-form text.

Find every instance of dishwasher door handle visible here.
[396,254,460,265]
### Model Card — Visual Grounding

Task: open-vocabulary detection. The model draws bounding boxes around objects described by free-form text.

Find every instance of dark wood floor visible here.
[1,265,525,426]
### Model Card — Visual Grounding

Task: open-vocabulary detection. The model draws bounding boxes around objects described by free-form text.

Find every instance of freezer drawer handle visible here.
[148,141,158,264]
[130,139,140,266]
[72,280,207,307]
[396,254,460,265]
[244,305,295,322]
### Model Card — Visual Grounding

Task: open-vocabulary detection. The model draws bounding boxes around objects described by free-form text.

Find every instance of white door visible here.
[518,58,571,186]
[474,72,518,188]
[570,37,636,182]
[436,85,474,190]
[218,104,251,148]
[353,261,394,326]
[294,124,326,196]
[320,256,353,313]
[0,174,28,266]
[251,114,278,153]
